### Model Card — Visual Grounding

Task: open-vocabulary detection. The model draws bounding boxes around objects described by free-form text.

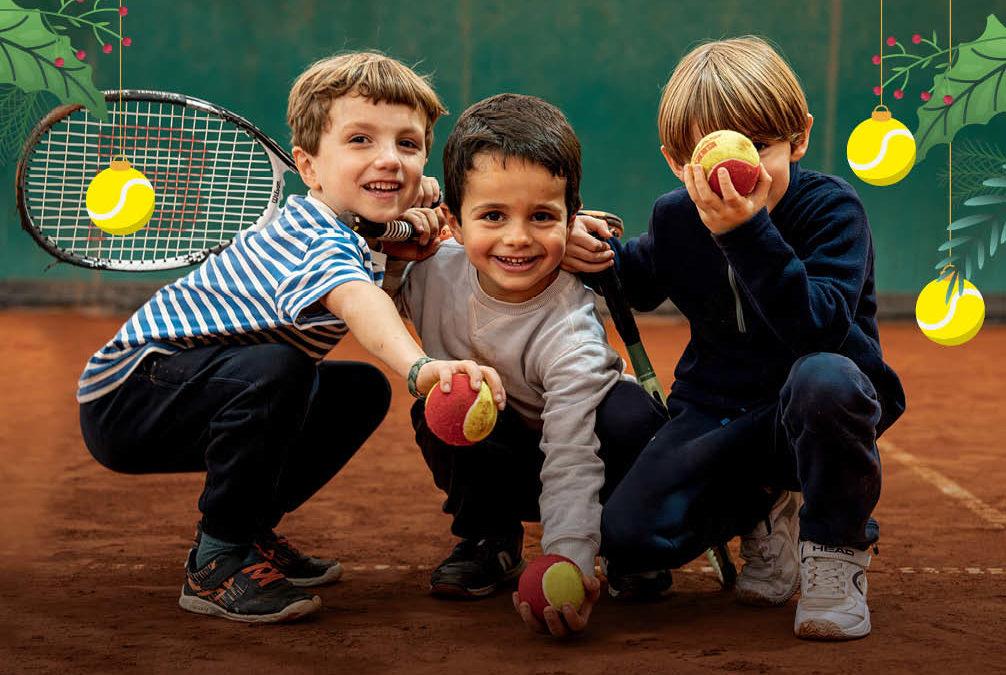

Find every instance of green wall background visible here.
[3,0,1005,294]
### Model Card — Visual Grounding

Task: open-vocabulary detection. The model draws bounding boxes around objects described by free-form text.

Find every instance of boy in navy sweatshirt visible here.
[565,36,905,640]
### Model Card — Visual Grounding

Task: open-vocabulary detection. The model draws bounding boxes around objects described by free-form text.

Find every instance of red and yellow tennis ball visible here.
[691,130,761,197]
[424,372,497,446]
[85,159,156,235]
[517,554,586,622]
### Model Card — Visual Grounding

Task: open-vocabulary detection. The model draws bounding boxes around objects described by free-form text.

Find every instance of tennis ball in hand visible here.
[915,277,985,346]
[691,130,761,197]
[424,372,497,446]
[517,554,586,622]
[86,159,156,235]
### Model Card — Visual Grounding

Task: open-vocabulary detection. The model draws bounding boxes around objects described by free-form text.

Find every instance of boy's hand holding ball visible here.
[685,130,772,235]
[512,555,601,638]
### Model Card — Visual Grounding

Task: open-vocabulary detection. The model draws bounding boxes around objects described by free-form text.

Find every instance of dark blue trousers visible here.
[80,343,391,543]
[411,380,668,540]
[601,353,885,574]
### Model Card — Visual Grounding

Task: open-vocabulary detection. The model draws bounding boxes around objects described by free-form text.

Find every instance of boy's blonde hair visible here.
[658,37,809,165]
[287,51,448,155]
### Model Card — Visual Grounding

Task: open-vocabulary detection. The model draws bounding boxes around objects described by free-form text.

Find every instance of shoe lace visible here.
[803,557,846,598]
[242,561,286,588]
[257,532,304,565]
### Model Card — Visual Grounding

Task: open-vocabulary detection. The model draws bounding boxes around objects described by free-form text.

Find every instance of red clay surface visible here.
[1,310,1003,673]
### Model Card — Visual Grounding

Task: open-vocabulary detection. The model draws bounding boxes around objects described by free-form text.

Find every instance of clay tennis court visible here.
[1,310,1002,673]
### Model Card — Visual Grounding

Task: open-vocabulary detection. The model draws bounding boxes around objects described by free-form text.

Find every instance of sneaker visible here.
[601,558,673,600]
[255,531,343,587]
[735,490,801,606]
[430,535,525,598]
[794,541,872,640]
[179,547,321,623]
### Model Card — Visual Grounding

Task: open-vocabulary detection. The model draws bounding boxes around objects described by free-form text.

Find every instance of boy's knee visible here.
[596,381,666,438]
[785,353,875,415]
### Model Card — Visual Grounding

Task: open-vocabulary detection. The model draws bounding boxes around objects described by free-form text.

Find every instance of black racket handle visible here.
[338,211,415,241]
[338,198,443,242]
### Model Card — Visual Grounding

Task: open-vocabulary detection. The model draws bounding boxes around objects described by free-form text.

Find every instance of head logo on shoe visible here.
[810,544,856,556]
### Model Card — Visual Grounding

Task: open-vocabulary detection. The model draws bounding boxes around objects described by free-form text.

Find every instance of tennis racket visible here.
[581,210,738,590]
[16,90,419,272]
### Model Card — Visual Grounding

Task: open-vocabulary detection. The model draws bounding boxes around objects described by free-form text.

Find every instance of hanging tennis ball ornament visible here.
[846,106,916,186]
[915,275,985,346]
[86,158,156,235]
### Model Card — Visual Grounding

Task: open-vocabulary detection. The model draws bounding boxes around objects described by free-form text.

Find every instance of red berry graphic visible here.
[920,91,932,101]
[872,54,881,65]
[873,85,882,96]
[893,89,904,99]
[886,36,896,46]
[943,95,954,105]
[54,57,64,67]
[122,36,132,47]
[102,43,113,54]
[912,34,922,44]
[75,49,86,60]
[119,6,128,16]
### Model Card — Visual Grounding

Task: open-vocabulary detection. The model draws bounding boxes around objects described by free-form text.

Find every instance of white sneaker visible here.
[735,490,800,606]
[794,541,872,640]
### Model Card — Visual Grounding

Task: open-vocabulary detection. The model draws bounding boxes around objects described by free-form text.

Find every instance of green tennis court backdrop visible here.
[2,0,1005,310]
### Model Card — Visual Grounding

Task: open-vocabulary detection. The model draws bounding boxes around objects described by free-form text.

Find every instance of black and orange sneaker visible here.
[178,546,321,623]
[254,531,344,587]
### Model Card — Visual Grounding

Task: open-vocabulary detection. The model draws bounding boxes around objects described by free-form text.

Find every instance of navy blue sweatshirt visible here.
[612,162,905,433]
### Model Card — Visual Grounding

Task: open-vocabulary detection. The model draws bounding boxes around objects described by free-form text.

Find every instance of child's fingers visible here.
[691,164,719,206]
[751,164,773,205]
[575,214,613,241]
[681,162,699,202]
[542,606,570,638]
[718,167,743,205]
[513,594,548,634]
[479,366,507,409]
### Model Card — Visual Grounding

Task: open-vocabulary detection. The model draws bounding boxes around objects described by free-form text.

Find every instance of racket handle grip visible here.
[338,211,416,241]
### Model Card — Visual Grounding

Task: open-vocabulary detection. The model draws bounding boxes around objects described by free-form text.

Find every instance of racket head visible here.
[16,90,295,271]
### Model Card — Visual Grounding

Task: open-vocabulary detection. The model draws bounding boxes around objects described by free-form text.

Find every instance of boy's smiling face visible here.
[294,94,428,222]
[447,153,571,304]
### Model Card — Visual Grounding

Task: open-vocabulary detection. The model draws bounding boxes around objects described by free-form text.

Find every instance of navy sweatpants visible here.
[411,380,668,540]
[79,343,391,543]
[601,353,885,575]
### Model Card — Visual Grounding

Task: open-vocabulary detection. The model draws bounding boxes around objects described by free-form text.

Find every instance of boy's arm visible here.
[714,192,870,354]
[323,280,505,403]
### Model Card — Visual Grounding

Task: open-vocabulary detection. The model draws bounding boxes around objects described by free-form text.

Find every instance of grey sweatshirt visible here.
[397,241,627,576]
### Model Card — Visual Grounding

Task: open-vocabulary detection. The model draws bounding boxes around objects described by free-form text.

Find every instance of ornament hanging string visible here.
[947,0,952,275]
[118,0,123,160]
[877,0,885,107]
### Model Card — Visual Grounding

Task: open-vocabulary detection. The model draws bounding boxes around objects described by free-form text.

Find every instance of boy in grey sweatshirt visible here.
[395,93,666,637]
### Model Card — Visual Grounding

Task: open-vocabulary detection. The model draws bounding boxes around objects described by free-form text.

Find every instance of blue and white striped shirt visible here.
[77,194,384,403]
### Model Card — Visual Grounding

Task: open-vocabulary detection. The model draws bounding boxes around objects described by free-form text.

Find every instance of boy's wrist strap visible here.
[408,356,434,399]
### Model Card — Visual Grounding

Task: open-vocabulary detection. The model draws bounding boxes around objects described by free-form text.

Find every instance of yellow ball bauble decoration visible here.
[915,276,985,346]
[86,159,156,236]
[846,106,916,186]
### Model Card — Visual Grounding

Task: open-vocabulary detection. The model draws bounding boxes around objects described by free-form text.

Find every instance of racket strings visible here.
[24,99,277,266]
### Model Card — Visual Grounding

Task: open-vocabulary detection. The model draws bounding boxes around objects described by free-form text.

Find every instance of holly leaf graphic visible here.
[915,13,1006,163]
[0,0,106,118]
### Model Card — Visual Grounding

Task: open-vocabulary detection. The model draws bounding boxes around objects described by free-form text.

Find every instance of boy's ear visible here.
[790,114,815,162]
[292,146,320,191]
[445,208,463,244]
[660,145,687,181]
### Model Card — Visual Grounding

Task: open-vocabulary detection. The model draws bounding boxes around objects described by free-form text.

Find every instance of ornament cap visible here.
[109,156,132,171]
[871,105,892,122]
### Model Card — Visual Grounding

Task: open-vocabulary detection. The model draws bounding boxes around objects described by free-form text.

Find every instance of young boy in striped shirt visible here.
[78,52,505,624]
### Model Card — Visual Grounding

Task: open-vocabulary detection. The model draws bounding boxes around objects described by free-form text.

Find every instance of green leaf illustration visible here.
[915,14,1006,163]
[0,0,106,118]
